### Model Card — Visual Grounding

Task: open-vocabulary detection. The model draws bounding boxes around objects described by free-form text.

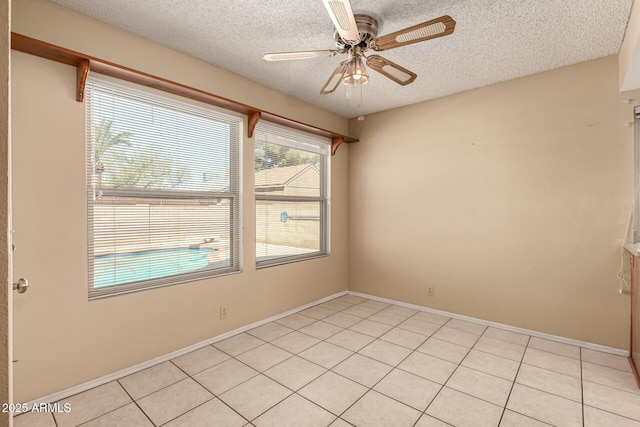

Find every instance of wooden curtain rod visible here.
[10,32,357,155]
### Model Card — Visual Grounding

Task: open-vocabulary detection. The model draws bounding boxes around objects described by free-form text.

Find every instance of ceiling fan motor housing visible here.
[334,14,379,51]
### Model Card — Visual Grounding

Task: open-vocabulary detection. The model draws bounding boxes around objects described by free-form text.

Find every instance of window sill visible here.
[624,243,640,257]
[256,252,329,270]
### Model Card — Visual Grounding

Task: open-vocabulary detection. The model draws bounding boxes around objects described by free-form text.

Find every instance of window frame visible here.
[86,75,243,299]
[635,106,640,243]
[254,122,331,268]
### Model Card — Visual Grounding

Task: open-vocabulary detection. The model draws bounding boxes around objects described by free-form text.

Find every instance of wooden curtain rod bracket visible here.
[76,59,90,102]
[331,136,343,156]
[11,32,359,152]
[248,111,261,139]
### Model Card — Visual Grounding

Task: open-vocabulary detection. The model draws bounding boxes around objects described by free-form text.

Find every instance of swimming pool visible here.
[94,247,216,288]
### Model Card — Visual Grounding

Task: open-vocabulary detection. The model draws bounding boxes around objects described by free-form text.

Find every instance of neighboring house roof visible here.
[255,164,318,191]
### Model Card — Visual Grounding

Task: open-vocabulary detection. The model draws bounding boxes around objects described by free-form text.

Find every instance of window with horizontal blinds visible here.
[86,76,242,299]
[255,121,330,267]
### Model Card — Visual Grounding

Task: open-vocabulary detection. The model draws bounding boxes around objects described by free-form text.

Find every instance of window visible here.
[254,122,330,267]
[86,76,242,299]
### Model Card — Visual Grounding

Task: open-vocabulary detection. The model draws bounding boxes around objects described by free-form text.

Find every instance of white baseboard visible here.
[347,291,629,357]
[23,290,347,407]
[24,288,629,408]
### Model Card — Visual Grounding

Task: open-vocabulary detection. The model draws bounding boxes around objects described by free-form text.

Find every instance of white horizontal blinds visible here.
[255,121,329,266]
[86,76,241,299]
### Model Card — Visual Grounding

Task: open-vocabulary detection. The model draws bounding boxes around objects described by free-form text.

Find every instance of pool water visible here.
[94,247,216,288]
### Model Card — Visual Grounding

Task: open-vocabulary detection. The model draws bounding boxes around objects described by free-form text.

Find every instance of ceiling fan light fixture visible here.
[263,1,457,96]
[343,55,369,85]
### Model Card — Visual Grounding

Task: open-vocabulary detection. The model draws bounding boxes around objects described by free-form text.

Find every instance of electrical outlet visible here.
[427,287,435,297]
[220,305,229,319]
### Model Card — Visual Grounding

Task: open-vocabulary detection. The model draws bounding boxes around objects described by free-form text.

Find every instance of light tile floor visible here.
[14,295,640,427]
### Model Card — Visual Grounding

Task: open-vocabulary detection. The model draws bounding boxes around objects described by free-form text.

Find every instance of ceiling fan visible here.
[263,0,456,94]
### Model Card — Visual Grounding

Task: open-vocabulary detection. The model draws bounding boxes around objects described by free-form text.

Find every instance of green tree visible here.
[105,146,188,189]
[255,142,319,172]
[92,118,132,170]
[93,118,188,190]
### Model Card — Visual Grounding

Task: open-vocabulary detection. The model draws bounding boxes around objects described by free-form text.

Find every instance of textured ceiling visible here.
[51,0,634,118]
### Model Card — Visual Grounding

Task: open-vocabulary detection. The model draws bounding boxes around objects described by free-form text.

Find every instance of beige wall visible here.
[348,56,634,350]
[11,0,349,401]
[0,0,11,425]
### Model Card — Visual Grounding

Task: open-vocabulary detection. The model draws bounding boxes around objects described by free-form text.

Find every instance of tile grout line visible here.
[581,360,633,375]
[165,358,251,426]
[54,382,135,427]
[155,397,217,427]
[436,332,524,411]
[409,317,466,423]
[419,358,469,420]
[288,297,373,425]
[422,324,530,412]
[179,354,262,425]
[297,299,435,424]
[290,391,350,425]
[298,299,398,422]
[332,344,428,418]
[581,375,640,410]
[420,322,525,423]
[581,358,637,373]
[469,334,588,399]
[508,365,585,404]
[496,333,531,427]
[582,402,640,424]
[181,350,265,423]
[524,346,640,396]
[581,347,585,427]
[502,336,593,426]
[199,297,364,424]
[107,380,155,427]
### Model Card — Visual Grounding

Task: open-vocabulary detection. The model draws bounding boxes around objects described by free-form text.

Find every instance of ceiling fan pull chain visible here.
[359,85,364,119]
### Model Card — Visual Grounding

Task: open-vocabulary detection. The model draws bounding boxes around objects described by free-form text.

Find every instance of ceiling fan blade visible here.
[320,61,348,95]
[321,0,360,44]
[373,15,456,51]
[366,55,417,85]
[263,50,338,61]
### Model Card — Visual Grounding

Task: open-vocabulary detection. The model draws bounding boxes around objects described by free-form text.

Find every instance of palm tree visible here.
[92,118,132,170]
[91,118,188,191]
[91,118,132,196]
